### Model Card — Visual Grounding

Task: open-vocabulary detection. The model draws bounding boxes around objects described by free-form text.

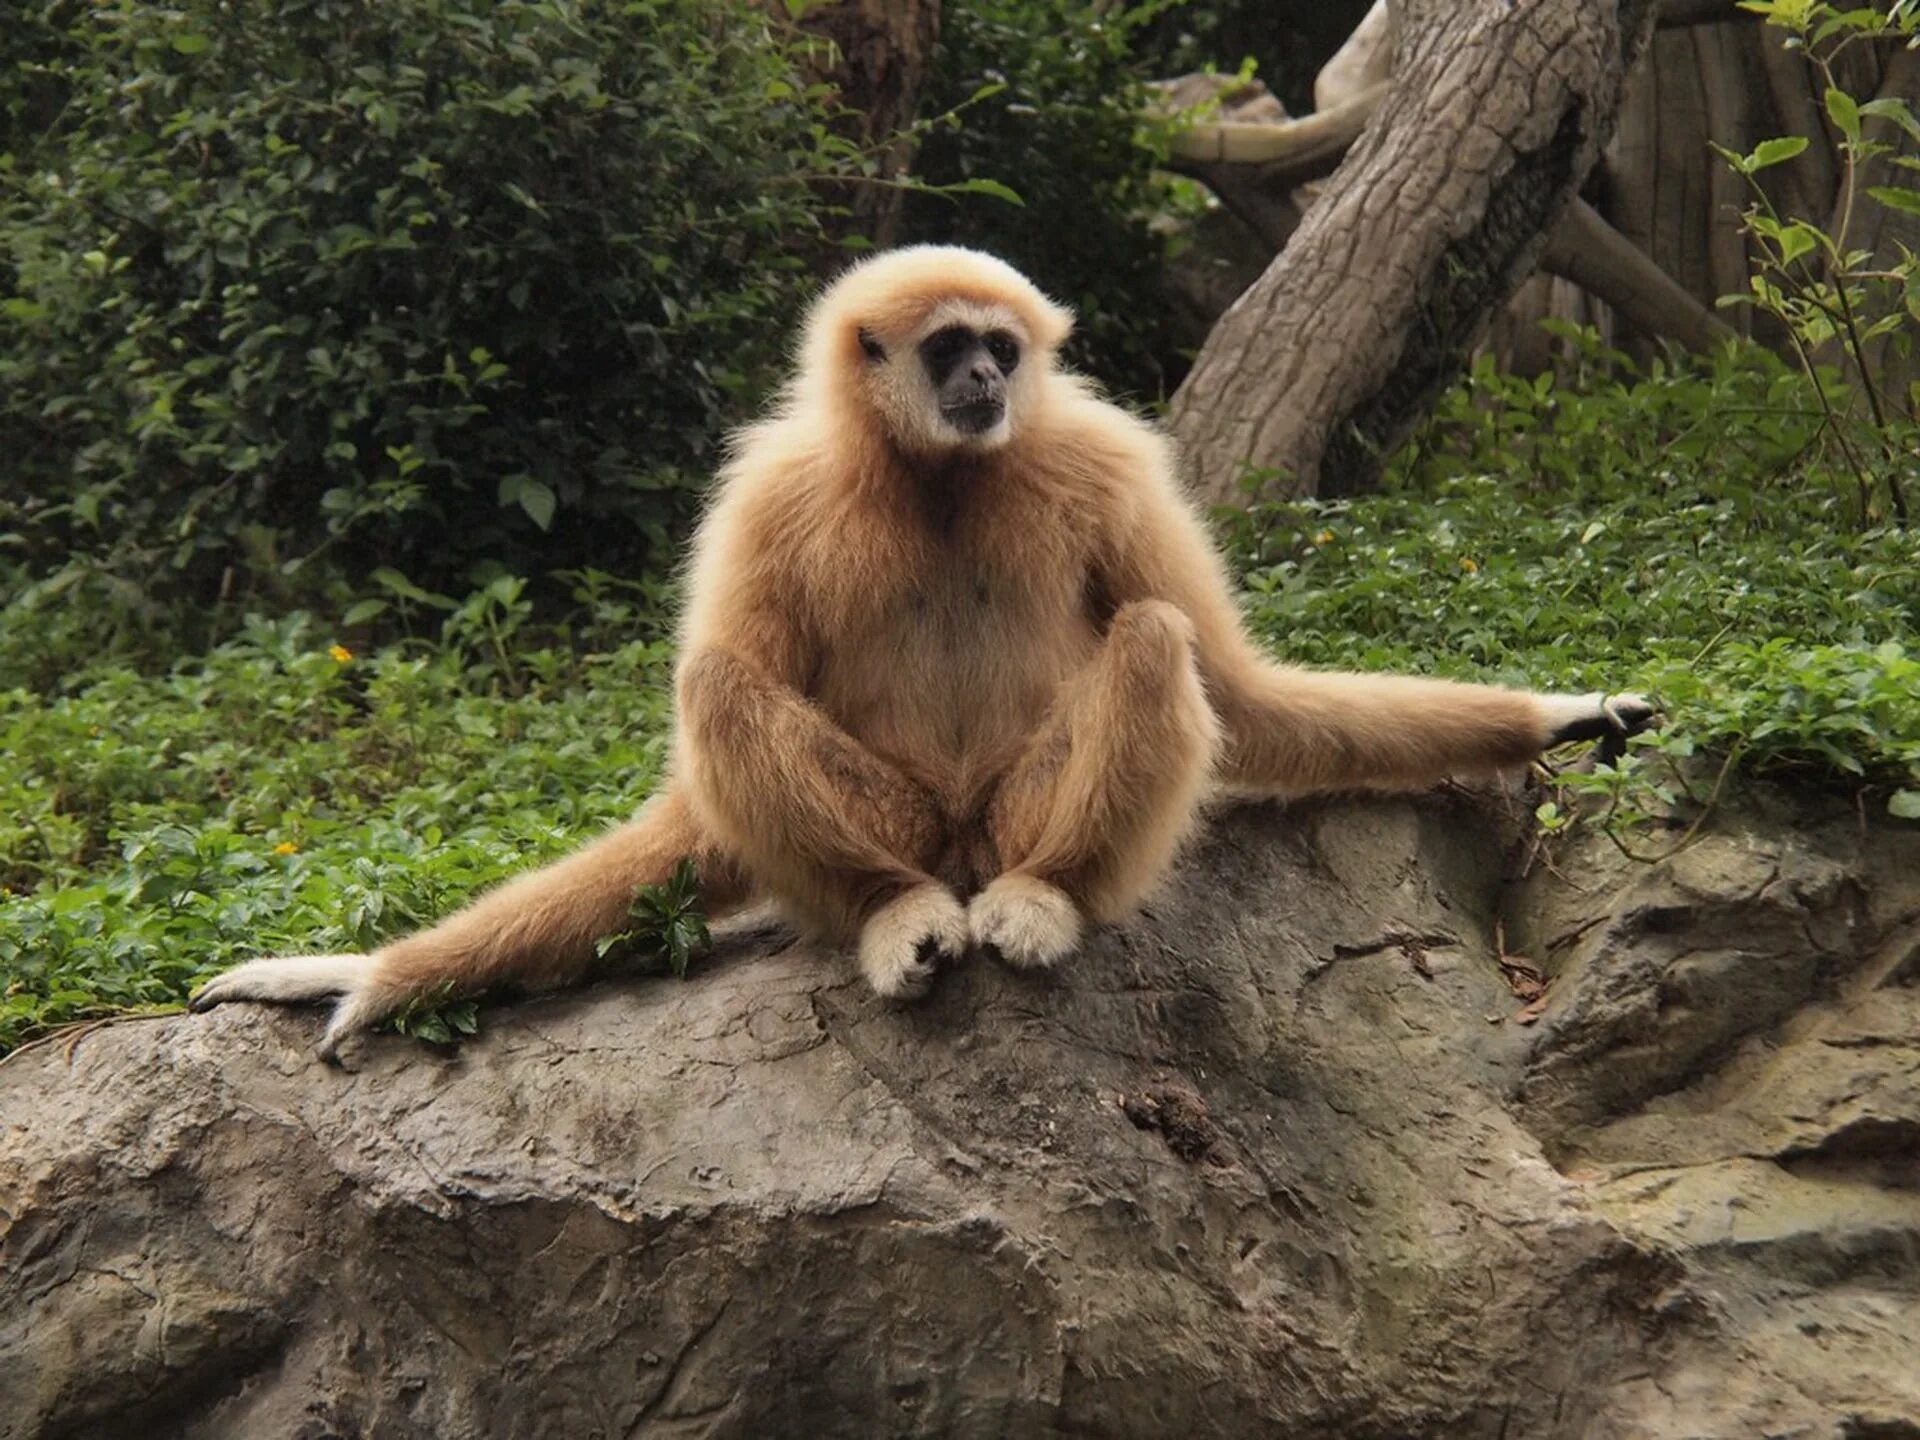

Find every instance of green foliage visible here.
[594,856,711,980]
[903,0,1195,399]
[0,599,678,1052]
[0,0,856,613]
[1713,0,1920,524]
[385,982,479,1047]
[1222,334,1920,840]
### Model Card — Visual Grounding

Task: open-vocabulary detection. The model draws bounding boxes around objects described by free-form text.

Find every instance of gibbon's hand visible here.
[1539,692,1658,763]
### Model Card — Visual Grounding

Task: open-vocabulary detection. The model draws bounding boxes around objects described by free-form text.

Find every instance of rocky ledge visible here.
[3,787,1917,1439]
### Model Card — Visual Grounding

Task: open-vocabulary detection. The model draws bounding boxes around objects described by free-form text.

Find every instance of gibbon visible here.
[192,246,1652,1059]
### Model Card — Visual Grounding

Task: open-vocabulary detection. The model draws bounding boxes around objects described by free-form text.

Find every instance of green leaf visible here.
[1868,186,1920,217]
[1749,135,1811,171]
[945,177,1025,206]
[1859,96,1920,145]
[1775,222,1818,265]
[414,1015,453,1045]
[171,34,211,55]
[371,566,458,610]
[1891,790,1920,819]
[1827,87,1861,144]
[517,478,555,531]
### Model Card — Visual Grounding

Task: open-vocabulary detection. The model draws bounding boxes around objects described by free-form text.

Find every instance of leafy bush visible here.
[902,0,1194,400]
[0,0,854,613]
[0,599,680,1051]
[1712,0,1920,526]
[1222,333,1920,836]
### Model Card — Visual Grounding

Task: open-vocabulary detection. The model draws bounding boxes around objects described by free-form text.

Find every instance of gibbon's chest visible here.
[806,487,1103,771]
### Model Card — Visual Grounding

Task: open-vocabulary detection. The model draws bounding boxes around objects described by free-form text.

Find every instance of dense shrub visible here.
[902,0,1192,401]
[0,0,854,612]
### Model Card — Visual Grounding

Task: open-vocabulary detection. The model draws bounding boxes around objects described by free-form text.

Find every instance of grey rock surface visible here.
[3,791,1917,1439]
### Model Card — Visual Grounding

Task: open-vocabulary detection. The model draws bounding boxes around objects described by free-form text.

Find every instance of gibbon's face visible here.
[858,298,1035,454]
[918,321,1020,440]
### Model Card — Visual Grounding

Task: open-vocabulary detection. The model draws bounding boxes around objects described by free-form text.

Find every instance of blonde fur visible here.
[193,245,1645,1058]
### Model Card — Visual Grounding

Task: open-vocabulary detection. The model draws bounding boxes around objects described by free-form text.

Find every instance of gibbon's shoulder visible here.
[1026,373,1185,519]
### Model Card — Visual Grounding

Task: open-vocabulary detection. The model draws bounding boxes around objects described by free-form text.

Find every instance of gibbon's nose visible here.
[968,360,999,386]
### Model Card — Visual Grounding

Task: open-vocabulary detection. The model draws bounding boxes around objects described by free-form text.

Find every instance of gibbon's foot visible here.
[190,953,384,1065]
[969,874,1082,971]
[1541,692,1657,749]
[188,953,369,1012]
[858,882,969,1000]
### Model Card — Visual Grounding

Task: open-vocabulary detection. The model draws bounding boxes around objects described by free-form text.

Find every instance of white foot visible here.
[858,883,968,1000]
[316,985,394,1063]
[969,874,1082,971]
[189,954,370,1010]
[191,954,388,1064]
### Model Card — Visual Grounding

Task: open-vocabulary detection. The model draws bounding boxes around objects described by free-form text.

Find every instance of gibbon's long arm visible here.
[671,478,951,938]
[1103,469,1651,794]
[674,646,945,929]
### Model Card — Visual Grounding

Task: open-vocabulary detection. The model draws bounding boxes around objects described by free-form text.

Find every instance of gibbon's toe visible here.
[313,970,419,1064]
[859,882,968,1000]
[970,874,1082,971]
[188,954,370,1012]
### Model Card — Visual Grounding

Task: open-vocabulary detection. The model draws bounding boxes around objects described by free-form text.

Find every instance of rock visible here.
[3,789,1917,1439]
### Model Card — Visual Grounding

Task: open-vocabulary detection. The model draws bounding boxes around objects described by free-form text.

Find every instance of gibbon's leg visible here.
[1211,663,1656,795]
[191,787,752,1061]
[677,649,967,1000]
[978,601,1221,969]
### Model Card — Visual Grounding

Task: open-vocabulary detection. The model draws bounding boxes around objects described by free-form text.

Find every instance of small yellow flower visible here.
[274,841,300,856]
[1312,530,1335,546]
[328,643,353,663]
[1460,557,1479,574]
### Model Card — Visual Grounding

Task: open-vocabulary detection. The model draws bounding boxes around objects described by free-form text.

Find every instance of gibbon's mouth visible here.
[941,398,1005,434]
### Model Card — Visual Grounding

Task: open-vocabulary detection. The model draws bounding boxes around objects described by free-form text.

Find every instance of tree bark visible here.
[1168,0,1659,503]
[772,0,942,248]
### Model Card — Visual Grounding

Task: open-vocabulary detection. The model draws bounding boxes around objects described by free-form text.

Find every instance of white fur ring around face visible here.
[968,873,1082,971]
[858,882,969,1000]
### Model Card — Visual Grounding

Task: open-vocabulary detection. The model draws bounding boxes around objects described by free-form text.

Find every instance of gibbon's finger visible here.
[1539,692,1658,747]
[1593,692,1658,765]
[1602,692,1657,735]
[188,954,372,1012]
[314,983,402,1066]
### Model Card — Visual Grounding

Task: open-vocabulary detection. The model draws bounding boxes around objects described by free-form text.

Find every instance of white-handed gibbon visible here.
[192,246,1652,1059]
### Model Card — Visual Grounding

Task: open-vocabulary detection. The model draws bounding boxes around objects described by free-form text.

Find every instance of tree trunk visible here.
[772,0,942,248]
[1168,0,1659,503]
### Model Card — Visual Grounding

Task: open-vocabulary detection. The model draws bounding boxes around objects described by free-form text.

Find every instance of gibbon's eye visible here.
[921,325,974,377]
[985,331,1020,374]
[857,328,886,363]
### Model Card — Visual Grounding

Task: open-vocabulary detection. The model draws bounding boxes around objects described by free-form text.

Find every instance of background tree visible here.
[1166,0,1662,501]
[1161,0,1920,502]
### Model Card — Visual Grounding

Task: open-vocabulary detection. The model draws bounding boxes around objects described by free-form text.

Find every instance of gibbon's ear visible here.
[857,328,886,363]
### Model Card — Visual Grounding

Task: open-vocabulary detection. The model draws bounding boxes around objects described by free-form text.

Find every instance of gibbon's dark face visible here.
[918,324,1021,436]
